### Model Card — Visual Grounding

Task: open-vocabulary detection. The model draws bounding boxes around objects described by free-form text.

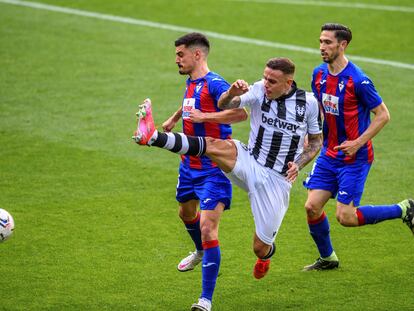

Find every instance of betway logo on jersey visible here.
[322,93,339,116]
[261,113,299,133]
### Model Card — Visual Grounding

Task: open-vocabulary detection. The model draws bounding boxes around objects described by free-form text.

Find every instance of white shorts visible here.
[224,140,291,245]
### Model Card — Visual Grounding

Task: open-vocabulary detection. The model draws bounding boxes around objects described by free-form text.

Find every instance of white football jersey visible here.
[239,80,321,175]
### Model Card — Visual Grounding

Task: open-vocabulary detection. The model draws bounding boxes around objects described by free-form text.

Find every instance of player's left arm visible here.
[334,102,390,157]
[286,133,322,183]
[189,107,248,124]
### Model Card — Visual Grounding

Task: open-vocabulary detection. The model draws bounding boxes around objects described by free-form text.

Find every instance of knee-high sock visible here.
[183,212,203,251]
[308,212,334,258]
[201,240,220,302]
[356,204,402,225]
[149,131,206,156]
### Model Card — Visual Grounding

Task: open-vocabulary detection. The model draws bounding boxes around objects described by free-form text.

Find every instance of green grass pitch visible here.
[1,0,413,310]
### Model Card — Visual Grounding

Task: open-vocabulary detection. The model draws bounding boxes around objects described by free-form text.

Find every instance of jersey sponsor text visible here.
[262,113,300,133]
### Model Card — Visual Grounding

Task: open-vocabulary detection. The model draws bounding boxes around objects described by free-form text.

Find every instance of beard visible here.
[322,50,340,64]
[178,65,191,75]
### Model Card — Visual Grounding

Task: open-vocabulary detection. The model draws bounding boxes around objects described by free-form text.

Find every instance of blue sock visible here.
[308,212,334,258]
[357,204,402,225]
[201,240,220,302]
[184,212,203,251]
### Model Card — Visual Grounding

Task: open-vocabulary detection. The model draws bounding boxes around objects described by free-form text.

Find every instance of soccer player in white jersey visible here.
[133,58,322,305]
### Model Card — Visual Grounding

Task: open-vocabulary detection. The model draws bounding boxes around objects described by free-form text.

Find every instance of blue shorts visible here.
[176,162,232,210]
[303,154,371,206]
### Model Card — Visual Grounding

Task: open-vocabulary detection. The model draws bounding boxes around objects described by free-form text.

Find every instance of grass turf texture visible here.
[1,0,413,310]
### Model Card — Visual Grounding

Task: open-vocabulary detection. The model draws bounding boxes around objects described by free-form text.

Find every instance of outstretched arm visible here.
[218,79,250,110]
[162,106,182,132]
[334,102,390,157]
[189,108,248,124]
[286,133,323,183]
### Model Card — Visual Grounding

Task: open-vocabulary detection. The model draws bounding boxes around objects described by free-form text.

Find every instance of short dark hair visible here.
[321,23,352,44]
[174,32,210,54]
[266,57,295,75]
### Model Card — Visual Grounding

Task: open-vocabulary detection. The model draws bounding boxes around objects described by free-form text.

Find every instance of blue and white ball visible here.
[0,209,14,241]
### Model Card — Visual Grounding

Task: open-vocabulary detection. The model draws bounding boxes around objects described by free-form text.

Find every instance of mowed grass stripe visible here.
[0,0,413,70]
[227,0,414,13]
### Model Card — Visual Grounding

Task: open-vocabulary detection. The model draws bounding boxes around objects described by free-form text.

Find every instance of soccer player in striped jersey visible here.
[141,33,247,311]
[133,58,323,294]
[302,23,414,271]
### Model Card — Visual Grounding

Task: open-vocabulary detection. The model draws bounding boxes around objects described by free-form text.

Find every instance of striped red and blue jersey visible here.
[181,71,231,169]
[311,61,382,164]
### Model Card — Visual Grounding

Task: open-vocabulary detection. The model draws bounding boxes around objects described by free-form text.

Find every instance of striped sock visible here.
[201,240,220,302]
[150,131,206,156]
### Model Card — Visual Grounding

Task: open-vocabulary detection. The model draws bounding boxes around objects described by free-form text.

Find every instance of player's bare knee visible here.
[178,207,197,222]
[336,211,356,227]
[205,137,221,155]
[336,203,359,226]
[304,201,322,219]
[205,137,217,143]
[200,220,218,241]
[337,217,354,227]
[205,138,232,156]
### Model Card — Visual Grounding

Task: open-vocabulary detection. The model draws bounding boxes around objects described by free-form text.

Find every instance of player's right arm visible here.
[162,106,182,132]
[218,79,249,110]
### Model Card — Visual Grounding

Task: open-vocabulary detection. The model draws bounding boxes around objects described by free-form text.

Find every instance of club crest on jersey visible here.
[296,105,305,117]
[338,81,345,92]
[195,82,203,93]
[322,93,339,116]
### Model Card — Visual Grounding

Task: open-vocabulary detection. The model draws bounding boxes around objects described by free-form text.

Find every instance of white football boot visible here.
[177,250,204,272]
[191,298,211,311]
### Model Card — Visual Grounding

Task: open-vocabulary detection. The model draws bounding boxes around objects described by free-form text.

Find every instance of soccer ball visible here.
[0,209,14,242]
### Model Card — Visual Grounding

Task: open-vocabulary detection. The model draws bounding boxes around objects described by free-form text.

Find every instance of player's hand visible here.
[286,162,299,183]
[162,117,176,132]
[228,79,249,97]
[334,140,362,157]
[189,109,205,123]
